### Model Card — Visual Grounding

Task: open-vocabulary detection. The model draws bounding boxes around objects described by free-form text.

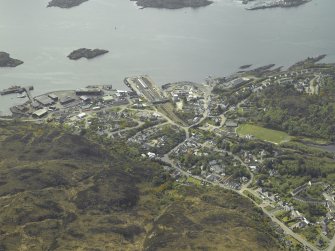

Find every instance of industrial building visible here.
[102,95,114,103]
[34,95,55,106]
[75,88,102,96]
[48,93,58,101]
[60,96,75,105]
[33,108,48,118]
[31,101,41,109]
[80,96,91,102]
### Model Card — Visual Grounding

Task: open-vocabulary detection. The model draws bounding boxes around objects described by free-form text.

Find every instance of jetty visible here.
[1,85,34,101]
[23,86,34,101]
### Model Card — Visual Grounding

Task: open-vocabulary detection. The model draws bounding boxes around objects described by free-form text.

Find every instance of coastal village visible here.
[1,56,335,250]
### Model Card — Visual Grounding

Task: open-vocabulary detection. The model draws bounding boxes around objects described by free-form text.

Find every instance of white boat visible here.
[17,93,26,98]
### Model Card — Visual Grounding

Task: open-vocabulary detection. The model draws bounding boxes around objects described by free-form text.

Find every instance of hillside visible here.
[249,75,335,141]
[0,121,282,250]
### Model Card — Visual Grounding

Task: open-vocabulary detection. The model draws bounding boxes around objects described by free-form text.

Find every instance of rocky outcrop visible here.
[47,0,88,8]
[0,52,23,67]
[131,0,213,9]
[67,48,109,60]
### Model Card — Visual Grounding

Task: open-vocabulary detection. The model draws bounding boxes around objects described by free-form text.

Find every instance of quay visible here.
[124,75,167,104]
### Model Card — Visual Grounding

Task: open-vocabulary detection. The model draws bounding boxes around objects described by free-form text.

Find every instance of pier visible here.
[23,86,34,101]
[0,85,33,101]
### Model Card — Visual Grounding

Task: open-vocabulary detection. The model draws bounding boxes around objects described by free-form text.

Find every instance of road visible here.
[0,117,43,122]
[323,192,335,251]
[258,202,319,251]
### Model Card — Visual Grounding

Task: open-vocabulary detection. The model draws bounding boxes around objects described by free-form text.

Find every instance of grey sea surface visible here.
[0,0,334,114]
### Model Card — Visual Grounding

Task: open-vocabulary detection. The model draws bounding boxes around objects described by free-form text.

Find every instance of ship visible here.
[0,85,24,95]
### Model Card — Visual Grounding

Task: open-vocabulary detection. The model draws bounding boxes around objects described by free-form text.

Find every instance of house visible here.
[291,221,307,230]
[206,174,217,182]
[147,152,156,159]
[291,210,303,220]
[211,165,224,175]
[225,120,238,128]
[82,104,92,111]
[80,96,91,102]
[77,113,86,119]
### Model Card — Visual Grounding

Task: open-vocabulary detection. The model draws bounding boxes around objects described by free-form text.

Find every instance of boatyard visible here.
[0,83,131,119]
[0,75,187,128]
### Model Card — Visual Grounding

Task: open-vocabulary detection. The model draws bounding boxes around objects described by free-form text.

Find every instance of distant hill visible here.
[0,121,282,250]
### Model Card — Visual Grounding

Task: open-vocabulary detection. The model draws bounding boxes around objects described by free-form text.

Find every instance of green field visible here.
[237,124,292,144]
[186,176,202,186]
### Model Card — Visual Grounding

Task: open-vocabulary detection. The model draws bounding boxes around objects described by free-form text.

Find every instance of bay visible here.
[0,0,334,115]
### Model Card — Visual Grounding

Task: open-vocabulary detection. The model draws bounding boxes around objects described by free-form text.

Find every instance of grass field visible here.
[237,124,292,144]
[186,176,202,186]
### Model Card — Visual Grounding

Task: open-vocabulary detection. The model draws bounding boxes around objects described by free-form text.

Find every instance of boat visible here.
[17,93,26,98]
[0,85,24,95]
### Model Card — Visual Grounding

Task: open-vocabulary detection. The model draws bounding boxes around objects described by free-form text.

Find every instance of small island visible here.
[0,52,23,67]
[67,48,109,60]
[239,64,252,69]
[47,0,88,8]
[131,0,213,9]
